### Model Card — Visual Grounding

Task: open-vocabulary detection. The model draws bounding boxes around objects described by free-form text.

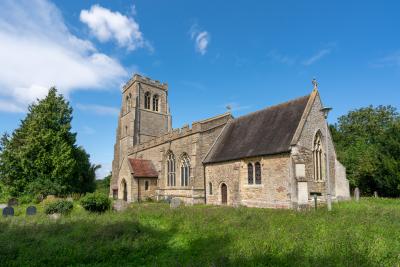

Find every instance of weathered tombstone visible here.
[7,198,18,207]
[354,187,360,202]
[49,213,61,220]
[0,204,7,210]
[374,191,378,198]
[170,197,182,209]
[2,206,14,217]
[26,206,37,216]
[113,199,129,212]
[313,194,318,210]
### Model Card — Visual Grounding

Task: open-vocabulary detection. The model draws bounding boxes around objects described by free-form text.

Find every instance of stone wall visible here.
[205,154,292,208]
[137,178,158,200]
[291,91,349,205]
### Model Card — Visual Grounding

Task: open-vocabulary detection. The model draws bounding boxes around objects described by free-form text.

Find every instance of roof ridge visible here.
[233,94,311,122]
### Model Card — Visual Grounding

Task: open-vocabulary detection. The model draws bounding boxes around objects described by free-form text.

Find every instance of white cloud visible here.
[0,0,128,113]
[82,126,96,135]
[372,51,400,68]
[0,99,24,113]
[80,4,147,51]
[76,103,120,116]
[303,49,331,66]
[190,24,210,55]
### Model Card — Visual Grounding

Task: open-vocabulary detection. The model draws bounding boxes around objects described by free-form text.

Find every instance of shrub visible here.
[80,193,111,213]
[19,195,33,204]
[44,200,73,215]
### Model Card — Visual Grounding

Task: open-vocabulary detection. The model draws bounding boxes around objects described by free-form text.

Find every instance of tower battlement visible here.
[123,73,168,92]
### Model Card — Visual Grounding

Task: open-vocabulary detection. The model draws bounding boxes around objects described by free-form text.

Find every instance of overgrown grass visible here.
[1,198,399,266]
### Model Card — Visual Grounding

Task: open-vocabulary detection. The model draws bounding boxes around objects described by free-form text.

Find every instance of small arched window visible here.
[144,92,151,109]
[144,180,149,191]
[152,94,159,112]
[167,152,176,186]
[180,154,190,187]
[209,182,213,195]
[313,131,324,181]
[255,162,261,184]
[248,163,254,184]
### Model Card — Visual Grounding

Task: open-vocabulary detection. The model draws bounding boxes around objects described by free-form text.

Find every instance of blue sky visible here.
[0,0,399,178]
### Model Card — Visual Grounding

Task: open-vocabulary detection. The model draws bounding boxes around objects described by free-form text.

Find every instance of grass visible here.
[0,198,399,267]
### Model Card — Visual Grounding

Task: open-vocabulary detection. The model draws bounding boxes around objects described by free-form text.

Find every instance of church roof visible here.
[203,94,311,163]
[128,158,158,178]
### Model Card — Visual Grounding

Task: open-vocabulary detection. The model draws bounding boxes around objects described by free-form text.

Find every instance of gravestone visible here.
[170,197,182,209]
[7,198,18,207]
[2,206,14,217]
[354,187,360,202]
[0,204,7,210]
[374,191,378,198]
[26,206,37,216]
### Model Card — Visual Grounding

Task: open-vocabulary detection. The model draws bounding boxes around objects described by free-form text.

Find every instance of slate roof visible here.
[128,158,158,178]
[203,94,311,163]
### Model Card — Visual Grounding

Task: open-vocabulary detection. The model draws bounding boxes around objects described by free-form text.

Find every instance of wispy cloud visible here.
[0,0,127,113]
[371,51,400,68]
[76,104,119,116]
[223,102,251,112]
[267,50,296,66]
[0,99,24,113]
[302,49,331,66]
[189,24,210,55]
[80,4,151,51]
[96,162,112,179]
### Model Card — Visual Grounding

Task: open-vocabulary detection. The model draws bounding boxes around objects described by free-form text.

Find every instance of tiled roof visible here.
[128,158,158,178]
[204,94,310,163]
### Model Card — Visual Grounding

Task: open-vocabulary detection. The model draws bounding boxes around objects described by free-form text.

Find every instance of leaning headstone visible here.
[7,198,18,207]
[26,206,37,216]
[0,203,7,210]
[113,200,129,212]
[354,187,360,202]
[170,197,182,209]
[2,206,14,217]
[49,213,61,220]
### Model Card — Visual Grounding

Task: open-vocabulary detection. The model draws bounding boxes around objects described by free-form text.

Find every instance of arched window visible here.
[180,154,190,187]
[144,92,151,109]
[144,180,149,191]
[255,162,261,184]
[152,94,159,112]
[126,93,132,113]
[167,152,176,186]
[248,163,254,184]
[313,132,324,181]
[209,182,213,195]
[126,95,130,113]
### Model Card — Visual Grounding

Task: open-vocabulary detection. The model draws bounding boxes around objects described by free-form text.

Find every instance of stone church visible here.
[110,74,350,209]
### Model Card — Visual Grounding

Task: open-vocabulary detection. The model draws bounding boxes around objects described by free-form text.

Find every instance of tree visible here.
[0,88,96,197]
[332,105,400,196]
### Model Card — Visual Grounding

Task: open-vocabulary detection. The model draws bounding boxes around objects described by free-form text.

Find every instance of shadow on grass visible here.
[0,217,373,267]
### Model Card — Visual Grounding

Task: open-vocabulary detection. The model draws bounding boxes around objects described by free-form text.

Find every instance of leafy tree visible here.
[0,88,96,197]
[332,105,400,196]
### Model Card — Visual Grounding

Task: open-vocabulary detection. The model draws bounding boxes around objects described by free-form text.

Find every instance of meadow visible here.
[0,198,399,267]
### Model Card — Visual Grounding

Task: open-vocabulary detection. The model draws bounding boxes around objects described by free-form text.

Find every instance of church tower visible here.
[111,74,172,194]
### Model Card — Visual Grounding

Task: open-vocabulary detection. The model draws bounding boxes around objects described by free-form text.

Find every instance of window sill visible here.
[243,184,263,188]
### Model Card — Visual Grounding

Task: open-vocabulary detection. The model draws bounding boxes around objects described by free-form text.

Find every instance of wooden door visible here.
[221,183,227,204]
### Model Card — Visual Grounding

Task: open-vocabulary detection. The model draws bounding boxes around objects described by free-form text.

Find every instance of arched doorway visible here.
[221,183,227,205]
[121,179,127,201]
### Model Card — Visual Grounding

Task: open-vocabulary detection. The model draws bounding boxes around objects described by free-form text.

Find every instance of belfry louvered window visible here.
[144,92,151,110]
[152,94,159,112]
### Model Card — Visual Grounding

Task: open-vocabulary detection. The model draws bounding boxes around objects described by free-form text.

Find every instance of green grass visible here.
[1,198,399,267]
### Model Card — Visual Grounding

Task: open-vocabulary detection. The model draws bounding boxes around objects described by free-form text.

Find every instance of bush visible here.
[80,193,111,213]
[44,200,73,215]
[19,195,33,204]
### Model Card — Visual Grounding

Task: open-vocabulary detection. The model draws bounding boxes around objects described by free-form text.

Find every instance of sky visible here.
[0,0,399,179]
